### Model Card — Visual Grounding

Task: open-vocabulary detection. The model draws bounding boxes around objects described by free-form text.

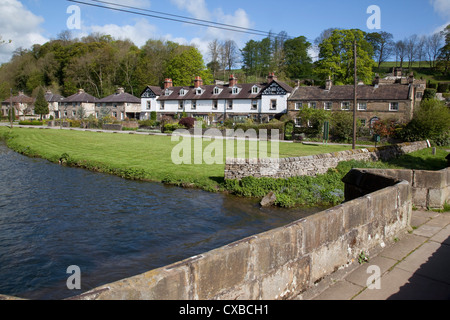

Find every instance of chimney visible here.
[164,78,173,90]
[229,74,237,87]
[373,74,380,88]
[116,87,125,94]
[194,76,203,88]
[325,77,332,90]
[268,72,277,83]
[408,72,414,84]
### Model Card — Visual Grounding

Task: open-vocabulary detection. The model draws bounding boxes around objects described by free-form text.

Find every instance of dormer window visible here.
[251,86,259,94]
[213,87,221,95]
[232,87,239,95]
[180,89,186,96]
[195,88,203,95]
[164,89,171,96]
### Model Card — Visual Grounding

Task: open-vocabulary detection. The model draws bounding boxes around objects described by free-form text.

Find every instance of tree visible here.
[165,46,212,86]
[283,36,312,79]
[207,39,221,78]
[314,29,376,85]
[394,40,407,68]
[366,31,394,68]
[221,40,240,72]
[405,35,418,69]
[425,32,443,68]
[34,87,49,120]
[437,24,450,75]
[401,99,450,144]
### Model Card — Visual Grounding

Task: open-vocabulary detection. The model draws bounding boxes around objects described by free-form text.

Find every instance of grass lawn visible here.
[0,127,359,191]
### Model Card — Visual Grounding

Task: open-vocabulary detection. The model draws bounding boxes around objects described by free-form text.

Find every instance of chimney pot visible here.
[229,74,237,87]
[268,72,277,83]
[325,77,332,90]
[194,76,203,88]
[164,78,173,89]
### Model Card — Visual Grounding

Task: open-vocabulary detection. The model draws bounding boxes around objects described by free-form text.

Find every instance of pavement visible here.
[300,209,450,300]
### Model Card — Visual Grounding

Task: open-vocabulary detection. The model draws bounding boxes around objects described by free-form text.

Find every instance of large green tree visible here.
[314,29,376,85]
[283,36,313,79]
[165,45,212,86]
[34,87,49,120]
[365,31,394,68]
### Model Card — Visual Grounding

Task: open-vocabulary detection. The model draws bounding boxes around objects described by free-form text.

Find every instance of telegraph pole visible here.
[352,39,357,150]
[9,88,13,129]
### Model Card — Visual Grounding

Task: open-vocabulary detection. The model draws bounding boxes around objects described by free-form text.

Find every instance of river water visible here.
[0,142,323,300]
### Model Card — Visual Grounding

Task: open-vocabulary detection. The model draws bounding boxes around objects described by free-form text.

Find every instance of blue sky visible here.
[0,0,449,63]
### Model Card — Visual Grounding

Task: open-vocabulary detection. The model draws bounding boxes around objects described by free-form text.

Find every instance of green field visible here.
[0,127,359,191]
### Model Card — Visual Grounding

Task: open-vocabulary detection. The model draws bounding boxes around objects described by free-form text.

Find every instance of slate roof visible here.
[289,84,411,101]
[156,80,293,101]
[45,92,65,103]
[62,90,98,103]
[2,93,34,104]
[98,92,141,104]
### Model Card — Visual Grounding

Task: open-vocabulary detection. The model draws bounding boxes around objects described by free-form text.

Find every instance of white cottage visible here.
[140,73,293,123]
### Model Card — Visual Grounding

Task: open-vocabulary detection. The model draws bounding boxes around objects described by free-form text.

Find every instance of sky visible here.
[0,0,449,64]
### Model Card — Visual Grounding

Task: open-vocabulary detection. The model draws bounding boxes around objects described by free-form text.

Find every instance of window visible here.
[358,102,367,111]
[72,111,76,117]
[295,117,302,126]
[165,89,171,96]
[146,101,151,110]
[212,100,218,110]
[360,119,366,127]
[180,89,186,96]
[196,88,202,95]
[160,102,165,110]
[270,100,277,110]
[227,100,233,110]
[232,87,239,95]
[113,112,117,118]
[251,100,258,110]
[295,102,303,110]
[324,102,333,110]
[389,102,399,111]
[341,102,350,110]
[191,101,197,110]
[416,92,423,99]
[178,101,184,110]
[213,87,220,95]
[309,102,317,109]
[252,86,259,94]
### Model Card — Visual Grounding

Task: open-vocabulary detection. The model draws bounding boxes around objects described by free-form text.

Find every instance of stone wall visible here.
[74,169,411,300]
[224,141,429,180]
[348,167,450,209]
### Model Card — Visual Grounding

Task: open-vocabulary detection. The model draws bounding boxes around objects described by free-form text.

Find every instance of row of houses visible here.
[1,68,426,127]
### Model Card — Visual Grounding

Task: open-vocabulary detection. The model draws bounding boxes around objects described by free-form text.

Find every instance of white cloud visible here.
[430,0,450,19]
[0,0,48,63]
[168,0,254,62]
[170,0,211,20]
[102,0,152,8]
[79,18,158,47]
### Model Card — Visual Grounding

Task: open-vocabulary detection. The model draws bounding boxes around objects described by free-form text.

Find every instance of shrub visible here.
[437,83,449,93]
[18,120,43,126]
[179,117,196,129]
[400,99,450,143]
[423,88,437,100]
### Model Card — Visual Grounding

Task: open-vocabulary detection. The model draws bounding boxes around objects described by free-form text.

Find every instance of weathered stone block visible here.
[412,187,428,207]
[193,243,250,300]
[260,256,310,300]
[413,170,445,189]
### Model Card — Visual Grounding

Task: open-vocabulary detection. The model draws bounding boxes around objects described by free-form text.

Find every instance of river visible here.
[0,141,323,300]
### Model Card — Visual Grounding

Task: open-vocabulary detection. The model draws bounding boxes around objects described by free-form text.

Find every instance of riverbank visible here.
[0,126,448,208]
